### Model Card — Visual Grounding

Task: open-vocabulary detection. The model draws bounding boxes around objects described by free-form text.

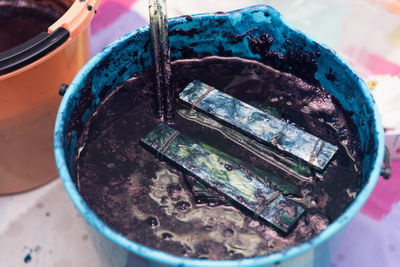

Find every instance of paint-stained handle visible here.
[49,0,101,40]
[381,146,391,179]
[0,28,70,75]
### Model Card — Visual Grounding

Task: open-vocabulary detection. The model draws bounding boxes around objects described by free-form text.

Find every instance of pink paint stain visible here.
[361,160,400,220]
[342,45,400,220]
[91,0,138,35]
[343,46,400,77]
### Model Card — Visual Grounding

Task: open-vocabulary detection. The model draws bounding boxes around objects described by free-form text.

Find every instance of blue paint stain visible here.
[24,253,32,263]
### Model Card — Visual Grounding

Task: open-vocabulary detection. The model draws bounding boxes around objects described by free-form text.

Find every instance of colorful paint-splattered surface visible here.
[1,0,400,266]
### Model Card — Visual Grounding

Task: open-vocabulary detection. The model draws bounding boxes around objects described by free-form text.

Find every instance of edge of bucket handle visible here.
[59,83,69,96]
[0,28,70,76]
[381,146,391,179]
[49,0,102,40]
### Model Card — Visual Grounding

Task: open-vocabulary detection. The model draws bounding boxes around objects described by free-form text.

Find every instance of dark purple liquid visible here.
[75,56,361,259]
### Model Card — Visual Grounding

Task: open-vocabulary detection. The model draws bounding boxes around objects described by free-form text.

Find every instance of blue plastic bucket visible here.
[54,5,385,267]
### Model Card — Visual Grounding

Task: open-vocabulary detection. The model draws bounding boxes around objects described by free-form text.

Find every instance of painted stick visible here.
[199,141,300,196]
[179,80,338,170]
[141,123,305,233]
[157,0,173,122]
[149,0,164,119]
[148,0,173,122]
[184,134,301,206]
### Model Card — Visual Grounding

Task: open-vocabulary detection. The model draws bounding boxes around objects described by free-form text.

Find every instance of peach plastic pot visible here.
[0,0,101,195]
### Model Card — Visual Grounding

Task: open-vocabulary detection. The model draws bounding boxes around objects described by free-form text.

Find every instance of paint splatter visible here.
[337,254,345,261]
[344,46,400,76]
[361,162,400,221]
[24,253,32,263]
[91,0,138,34]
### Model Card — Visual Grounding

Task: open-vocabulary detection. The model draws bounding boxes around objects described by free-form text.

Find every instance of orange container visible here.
[0,0,100,194]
